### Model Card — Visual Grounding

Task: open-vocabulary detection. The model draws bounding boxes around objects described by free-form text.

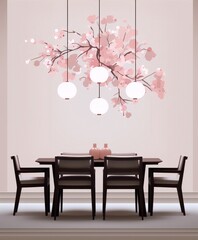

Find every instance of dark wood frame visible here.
[52,155,95,220]
[103,156,145,220]
[11,155,50,216]
[148,156,187,216]
[36,157,162,216]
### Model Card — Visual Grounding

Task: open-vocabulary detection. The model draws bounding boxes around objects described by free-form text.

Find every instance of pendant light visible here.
[57,0,77,100]
[126,0,145,99]
[90,85,109,115]
[89,0,109,84]
[90,0,109,115]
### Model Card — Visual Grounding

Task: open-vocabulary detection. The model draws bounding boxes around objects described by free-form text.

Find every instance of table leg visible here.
[140,164,147,217]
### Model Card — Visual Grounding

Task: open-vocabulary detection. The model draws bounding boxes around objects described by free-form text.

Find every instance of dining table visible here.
[36,156,162,217]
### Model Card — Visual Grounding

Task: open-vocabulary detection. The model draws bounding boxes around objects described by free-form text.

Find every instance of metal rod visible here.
[67,0,69,82]
[98,0,101,98]
[98,83,101,98]
[99,0,101,66]
[135,0,137,82]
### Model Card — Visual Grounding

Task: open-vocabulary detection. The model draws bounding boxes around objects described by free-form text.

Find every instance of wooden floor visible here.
[0,203,198,240]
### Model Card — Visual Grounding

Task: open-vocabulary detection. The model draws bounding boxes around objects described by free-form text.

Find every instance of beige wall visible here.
[1,0,195,193]
[193,0,198,191]
[0,0,7,191]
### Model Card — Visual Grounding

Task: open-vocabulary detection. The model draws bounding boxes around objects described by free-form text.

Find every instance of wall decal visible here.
[26,15,165,118]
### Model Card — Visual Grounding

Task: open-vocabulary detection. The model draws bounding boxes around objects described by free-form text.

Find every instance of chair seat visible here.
[106,176,140,187]
[59,176,92,187]
[153,177,178,185]
[20,176,45,185]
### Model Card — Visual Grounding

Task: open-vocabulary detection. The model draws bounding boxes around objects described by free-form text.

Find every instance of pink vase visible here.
[99,143,112,159]
[89,143,100,160]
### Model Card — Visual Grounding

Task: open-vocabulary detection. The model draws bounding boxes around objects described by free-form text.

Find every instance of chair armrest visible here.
[149,167,179,175]
[20,167,49,175]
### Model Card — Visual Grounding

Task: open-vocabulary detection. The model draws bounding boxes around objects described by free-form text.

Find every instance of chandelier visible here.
[25,0,165,118]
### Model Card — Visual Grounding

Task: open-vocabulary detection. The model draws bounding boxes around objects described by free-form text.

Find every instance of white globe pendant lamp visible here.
[90,97,109,115]
[57,81,77,100]
[125,0,145,100]
[57,0,77,101]
[126,81,145,99]
[90,66,109,83]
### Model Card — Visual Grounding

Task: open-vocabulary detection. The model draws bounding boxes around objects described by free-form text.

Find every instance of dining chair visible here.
[103,155,144,220]
[53,155,95,220]
[111,153,137,156]
[59,152,90,212]
[60,152,89,155]
[111,153,139,212]
[148,155,188,216]
[11,155,50,216]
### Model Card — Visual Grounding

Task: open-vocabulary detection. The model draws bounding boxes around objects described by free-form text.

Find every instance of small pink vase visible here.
[99,143,112,159]
[89,143,100,160]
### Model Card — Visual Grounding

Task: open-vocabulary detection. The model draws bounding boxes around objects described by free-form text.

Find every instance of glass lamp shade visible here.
[90,66,109,83]
[57,82,77,100]
[90,97,109,115]
[126,81,145,99]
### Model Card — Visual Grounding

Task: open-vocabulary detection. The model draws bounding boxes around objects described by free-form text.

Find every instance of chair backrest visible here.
[11,155,21,184]
[54,155,94,184]
[111,153,137,156]
[60,152,89,155]
[177,155,188,183]
[104,155,143,180]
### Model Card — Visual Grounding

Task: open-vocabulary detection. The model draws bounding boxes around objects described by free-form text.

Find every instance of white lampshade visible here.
[126,81,145,99]
[57,82,77,100]
[90,66,109,83]
[90,97,109,115]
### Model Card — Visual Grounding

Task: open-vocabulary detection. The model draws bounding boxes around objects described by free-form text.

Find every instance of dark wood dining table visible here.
[36,157,162,217]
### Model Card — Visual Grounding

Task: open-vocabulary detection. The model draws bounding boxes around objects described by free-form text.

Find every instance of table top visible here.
[36,157,162,166]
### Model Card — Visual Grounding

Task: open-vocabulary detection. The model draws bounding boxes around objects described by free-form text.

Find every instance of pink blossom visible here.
[129,39,137,49]
[62,71,75,81]
[101,15,116,24]
[154,68,164,79]
[145,47,156,61]
[83,78,92,88]
[57,57,67,68]
[125,112,132,118]
[87,15,97,24]
[111,97,120,107]
[151,79,165,99]
[34,60,40,67]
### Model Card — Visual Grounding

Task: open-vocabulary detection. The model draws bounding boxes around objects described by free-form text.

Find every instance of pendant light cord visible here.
[99,0,101,66]
[67,0,69,82]
[134,0,137,82]
[98,0,101,98]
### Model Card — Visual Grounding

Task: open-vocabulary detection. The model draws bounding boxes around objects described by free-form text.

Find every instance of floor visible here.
[0,203,198,240]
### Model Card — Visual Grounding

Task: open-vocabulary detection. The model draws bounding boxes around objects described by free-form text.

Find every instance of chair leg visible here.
[60,189,63,213]
[103,187,107,220]
[53,187,60,220]
[177,187,186,215]
[148,183,151,213]
[137,190,144,219]
[138,188,144,220]
[13,187,21,216]
[135,189,138,213]
[91,186,95,220]
[44,185,49,216]
[47,184,50,213]
[149,184,154,216]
